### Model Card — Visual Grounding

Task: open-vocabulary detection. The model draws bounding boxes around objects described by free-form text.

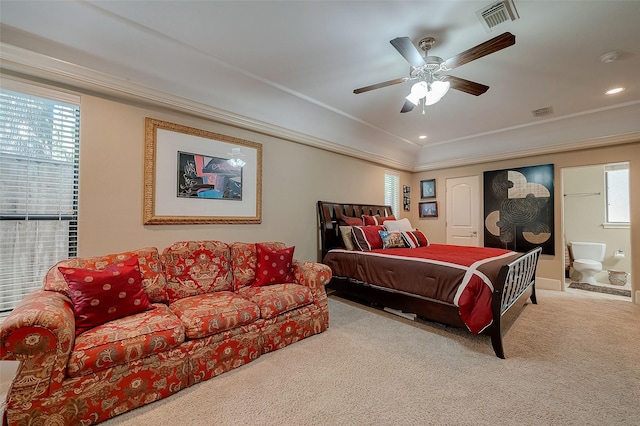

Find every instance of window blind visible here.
[384,173,399,215]
[0,86,80,312]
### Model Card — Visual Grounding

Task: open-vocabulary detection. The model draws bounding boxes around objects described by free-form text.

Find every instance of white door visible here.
[446,176,480,246]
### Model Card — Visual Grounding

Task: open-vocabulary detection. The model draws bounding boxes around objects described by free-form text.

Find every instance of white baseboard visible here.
[536,277,562,291]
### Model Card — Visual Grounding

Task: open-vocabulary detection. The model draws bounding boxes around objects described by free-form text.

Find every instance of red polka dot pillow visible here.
[59,255,152,336]
[253,243,295,287]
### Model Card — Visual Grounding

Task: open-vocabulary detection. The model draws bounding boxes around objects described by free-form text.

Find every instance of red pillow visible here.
[253,244,295,287]
[377,215,396,225]
[362,214,379,226]
[401,230,430,248]
[351,225,385,251]
[362,214,396,226]
[339,215,363,226]
[59,256,152,336]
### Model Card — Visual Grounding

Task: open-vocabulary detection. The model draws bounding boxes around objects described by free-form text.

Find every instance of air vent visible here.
[477,0,520,32]
[532,106,554,118]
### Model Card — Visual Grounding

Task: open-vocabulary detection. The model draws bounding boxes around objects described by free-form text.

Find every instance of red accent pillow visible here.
[362,214,379,226]
[401,230,430,248]
[362,214,396,226]
[377,215,396,225]
[351,225,385,251]
[59,256,152,336]
[339,215,363,226]
[253,244,295,287]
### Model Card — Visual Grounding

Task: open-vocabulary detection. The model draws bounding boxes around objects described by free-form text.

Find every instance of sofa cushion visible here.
[169,291,260,340]
[45,247,169,303]
[237,284,313,319]
[162,241,233,302]
[67,304,185,378]
[230,241,287,290]
[253,244,295,287]
[59,256,153,336]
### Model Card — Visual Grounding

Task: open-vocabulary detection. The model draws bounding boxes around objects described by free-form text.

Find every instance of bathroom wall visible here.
[563,164,631,283]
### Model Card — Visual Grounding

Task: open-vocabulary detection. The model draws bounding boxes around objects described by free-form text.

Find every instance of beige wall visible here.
[411,142,640,301]
[78,95,412,262]
[9,75,638,300]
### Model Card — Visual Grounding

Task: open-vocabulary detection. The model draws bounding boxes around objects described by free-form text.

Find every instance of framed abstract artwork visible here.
[483,163,554,254]
[143,118,262,225]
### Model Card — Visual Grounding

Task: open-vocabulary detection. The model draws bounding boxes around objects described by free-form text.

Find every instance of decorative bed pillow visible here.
[362,214,379,226]
[379,230,407,249]
[351,225,385,251]
[253,243,295,287]
[401,230,430,248]
[339,215,363,226]
[377,215,396,225]
[58,255,152,336]
[362,214,396,226]
[339,226,356,251]
[384,218,414,232]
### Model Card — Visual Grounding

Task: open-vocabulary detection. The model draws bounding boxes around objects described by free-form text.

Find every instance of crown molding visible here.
[0,43,414,171]
[413,131,640,172]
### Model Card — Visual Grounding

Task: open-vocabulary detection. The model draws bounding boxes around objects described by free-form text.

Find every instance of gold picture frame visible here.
[143,118,262,225]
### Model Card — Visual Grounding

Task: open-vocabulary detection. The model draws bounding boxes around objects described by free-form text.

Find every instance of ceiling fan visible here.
[353,32,516,113]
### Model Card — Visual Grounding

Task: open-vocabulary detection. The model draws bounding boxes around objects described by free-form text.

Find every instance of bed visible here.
[317,200,542,358]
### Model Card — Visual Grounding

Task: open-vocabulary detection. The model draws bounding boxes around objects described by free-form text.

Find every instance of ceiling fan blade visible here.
[353,77,408,94]
[390,37,426,68]
[400,100,415,113]
[443,75,489,96]
[445,32,515,70]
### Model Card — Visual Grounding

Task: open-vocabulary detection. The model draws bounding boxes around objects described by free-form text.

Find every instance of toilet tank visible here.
[571,242,606,261]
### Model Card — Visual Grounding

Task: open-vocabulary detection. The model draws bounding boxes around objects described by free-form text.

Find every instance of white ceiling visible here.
[1,1,639,171]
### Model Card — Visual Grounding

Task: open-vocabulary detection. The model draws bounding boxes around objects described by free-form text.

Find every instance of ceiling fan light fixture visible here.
[407,80,450,106]
[432,80,451,98]
[406,81,429,105]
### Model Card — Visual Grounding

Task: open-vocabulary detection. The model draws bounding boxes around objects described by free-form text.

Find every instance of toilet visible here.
[571,241,606,285]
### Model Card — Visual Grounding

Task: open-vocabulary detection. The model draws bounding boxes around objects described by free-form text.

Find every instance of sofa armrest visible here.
[292,260,331,297]
[0,290,75,401]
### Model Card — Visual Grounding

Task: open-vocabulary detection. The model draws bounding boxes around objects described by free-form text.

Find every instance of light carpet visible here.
[102,290,639,426]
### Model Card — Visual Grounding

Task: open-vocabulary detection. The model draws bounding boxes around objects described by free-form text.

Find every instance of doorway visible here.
[562,163,632,300]
[445,175,480,246]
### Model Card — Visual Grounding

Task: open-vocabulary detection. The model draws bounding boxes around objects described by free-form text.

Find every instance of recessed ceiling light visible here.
[419,135,427,140]
[605,87,625,95]
[600,51,620,63]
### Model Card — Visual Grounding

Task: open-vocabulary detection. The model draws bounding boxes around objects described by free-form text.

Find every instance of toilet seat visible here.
[574,259,601,268]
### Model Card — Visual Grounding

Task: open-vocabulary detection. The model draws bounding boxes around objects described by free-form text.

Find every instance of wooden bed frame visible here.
[317,200,542,358]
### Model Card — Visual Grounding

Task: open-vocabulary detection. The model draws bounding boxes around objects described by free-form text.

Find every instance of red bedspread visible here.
[323,244,519,334]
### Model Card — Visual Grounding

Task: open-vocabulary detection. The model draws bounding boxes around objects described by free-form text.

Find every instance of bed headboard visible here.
[317,200,394,261]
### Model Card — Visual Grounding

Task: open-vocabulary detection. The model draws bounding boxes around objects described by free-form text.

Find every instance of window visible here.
[0,82,80,312]
[604,162,630,225]
[384,173,399,215]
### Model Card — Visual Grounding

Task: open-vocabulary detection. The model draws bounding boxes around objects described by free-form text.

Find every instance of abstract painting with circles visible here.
[483,164,554,255]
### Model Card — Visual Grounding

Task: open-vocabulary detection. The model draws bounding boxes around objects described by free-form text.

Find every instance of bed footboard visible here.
[489,247,542,358]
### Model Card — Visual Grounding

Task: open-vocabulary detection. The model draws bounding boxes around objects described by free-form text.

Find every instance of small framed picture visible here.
[419,201,438,218]
[420,179,436,199]
[403,185,410,211]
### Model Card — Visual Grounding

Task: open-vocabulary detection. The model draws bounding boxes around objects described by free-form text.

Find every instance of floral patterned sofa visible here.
[0,240,331,425]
